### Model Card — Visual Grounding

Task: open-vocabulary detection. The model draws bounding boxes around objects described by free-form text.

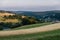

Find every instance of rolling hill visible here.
[13,10,60,22]
[0,11,19,23]
[0,10,60,40]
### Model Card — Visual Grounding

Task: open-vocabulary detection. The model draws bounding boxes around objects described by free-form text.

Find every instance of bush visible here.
[0,26,3,30]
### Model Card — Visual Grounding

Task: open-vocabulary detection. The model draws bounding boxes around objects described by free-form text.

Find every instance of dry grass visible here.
[0,19,19,23]
[0,23,60,36]
[0,13,19,23]
[4,19,19,23]
[0,13,15,17]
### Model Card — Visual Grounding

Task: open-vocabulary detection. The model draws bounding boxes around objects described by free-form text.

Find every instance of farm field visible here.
[0,0,60,40]
[0,13,19,23]
[0,11,60,40]
[0,29,60,40]
[0,23,59,40]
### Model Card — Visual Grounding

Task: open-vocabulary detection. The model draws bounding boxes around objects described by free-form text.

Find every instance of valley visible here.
[0,10,60,40]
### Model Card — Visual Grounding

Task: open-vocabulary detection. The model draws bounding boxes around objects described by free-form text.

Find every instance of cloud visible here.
[0,0,60,7]
[0,0,60,11]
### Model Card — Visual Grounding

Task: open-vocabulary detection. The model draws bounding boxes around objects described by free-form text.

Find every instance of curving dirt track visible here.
[0,23,60,36]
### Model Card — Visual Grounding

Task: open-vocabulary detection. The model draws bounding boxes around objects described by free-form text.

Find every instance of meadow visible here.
[13,22,52,30]
[0,29,60,40]
[0,11,59,40]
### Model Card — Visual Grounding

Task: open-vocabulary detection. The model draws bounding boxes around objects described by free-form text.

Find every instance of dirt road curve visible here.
[0,23,60,36]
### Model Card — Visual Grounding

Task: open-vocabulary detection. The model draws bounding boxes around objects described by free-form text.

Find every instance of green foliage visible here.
[0,26,3,30]
[0,22,22,30]
[13,22,51,30]
[0,13,54,30]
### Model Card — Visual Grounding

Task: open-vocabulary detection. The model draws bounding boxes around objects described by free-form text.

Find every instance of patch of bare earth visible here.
[0,23,60,36]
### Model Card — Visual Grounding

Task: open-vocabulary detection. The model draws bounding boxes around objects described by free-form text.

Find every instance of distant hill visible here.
[0,10,60,30]
[0,10,19,23]
[0,10,60,22]
[13,10,60,22]
[0,13,15,17]
[0,10,15,17]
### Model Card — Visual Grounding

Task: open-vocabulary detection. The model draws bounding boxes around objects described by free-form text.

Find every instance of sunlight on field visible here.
[0,13,15,17]
[0,17,4,21]
[0,19,19,23]
[0,13,19,23]
[5,19,19,23]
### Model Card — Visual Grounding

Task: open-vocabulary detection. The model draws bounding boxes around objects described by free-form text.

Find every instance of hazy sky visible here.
[0,0,60,11]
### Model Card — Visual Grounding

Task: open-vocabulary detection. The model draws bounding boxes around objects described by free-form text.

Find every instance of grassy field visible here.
[0,13,19,23]
[0,29,60,40]
[0,17,19,23]
[0,19,19,23]
[0,12,59,40]
[13,22,52,30]
[0,13,15,17]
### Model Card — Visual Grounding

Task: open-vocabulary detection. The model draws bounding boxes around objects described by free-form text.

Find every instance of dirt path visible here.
[0,23,60,36]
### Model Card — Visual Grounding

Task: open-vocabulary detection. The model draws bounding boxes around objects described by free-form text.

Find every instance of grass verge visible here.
[13,22,52,30]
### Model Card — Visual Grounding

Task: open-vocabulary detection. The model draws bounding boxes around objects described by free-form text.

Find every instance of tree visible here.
[29,16,37,24]
[21,18,30,25]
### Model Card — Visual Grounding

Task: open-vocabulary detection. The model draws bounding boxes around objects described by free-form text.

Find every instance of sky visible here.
[0,0,60,11]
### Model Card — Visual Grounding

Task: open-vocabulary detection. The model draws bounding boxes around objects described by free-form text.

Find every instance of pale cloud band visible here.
[0,0,60,11]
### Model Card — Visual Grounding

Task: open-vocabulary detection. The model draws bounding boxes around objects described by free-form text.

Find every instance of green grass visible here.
[0,29,60,40]
[13,22,52,30]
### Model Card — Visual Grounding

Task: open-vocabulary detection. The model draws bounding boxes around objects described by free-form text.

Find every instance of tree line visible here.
[0,14,41,30]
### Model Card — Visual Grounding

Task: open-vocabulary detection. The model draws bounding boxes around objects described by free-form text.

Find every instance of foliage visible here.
[0,11,57,30]
[13,22,51,30]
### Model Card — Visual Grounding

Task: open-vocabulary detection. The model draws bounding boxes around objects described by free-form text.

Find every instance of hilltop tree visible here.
[21,18,30,25]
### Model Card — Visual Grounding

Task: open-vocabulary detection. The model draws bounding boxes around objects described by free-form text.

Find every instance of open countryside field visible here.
[13,22,52,30]
[0,13,15,17]
[0,29,60,40]
[0,18,19,23]
[0,19,19,23]
[0,13,19,23]
[0,0,60,40]
[0,23,60,36]
[0,12,60,40]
